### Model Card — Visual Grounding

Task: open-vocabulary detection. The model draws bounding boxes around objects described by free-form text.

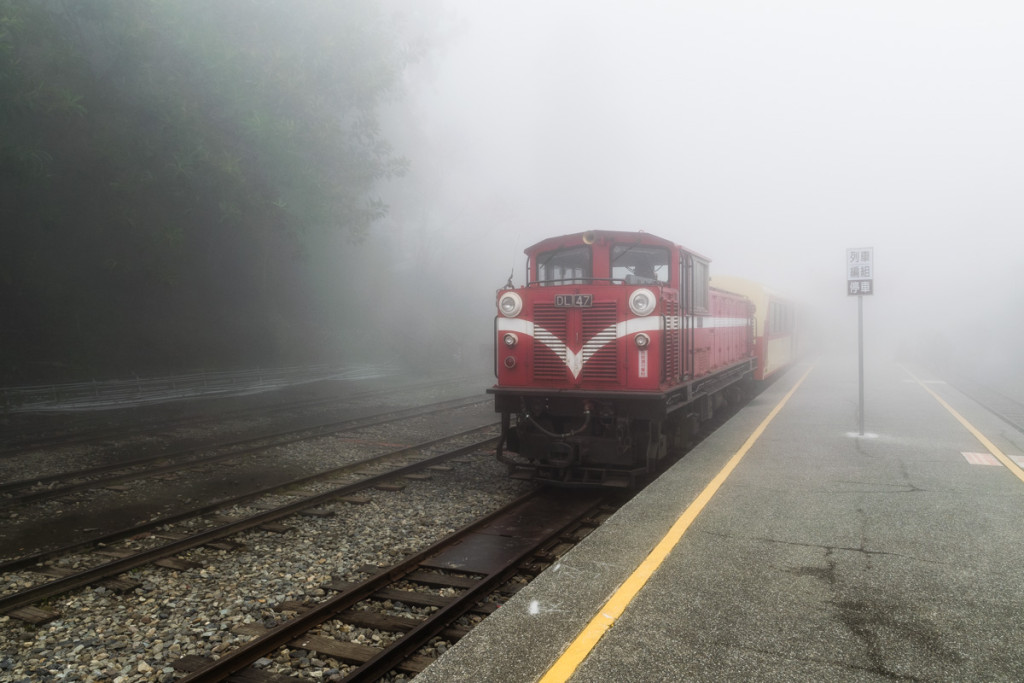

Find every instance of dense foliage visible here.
[0,0,421,383]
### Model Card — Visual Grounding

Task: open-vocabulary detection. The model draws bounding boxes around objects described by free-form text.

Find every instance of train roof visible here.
[710,275,792,315]
[525,230,711,261]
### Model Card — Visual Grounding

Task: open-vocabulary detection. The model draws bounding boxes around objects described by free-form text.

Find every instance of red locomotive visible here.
[489,230,791,487]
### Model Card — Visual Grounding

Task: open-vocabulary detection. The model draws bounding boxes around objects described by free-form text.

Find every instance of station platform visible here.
[417,353,1024,682]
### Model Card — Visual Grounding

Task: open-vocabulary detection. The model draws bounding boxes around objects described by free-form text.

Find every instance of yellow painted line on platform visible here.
[538,366,815,683]
[905,367,1024,485]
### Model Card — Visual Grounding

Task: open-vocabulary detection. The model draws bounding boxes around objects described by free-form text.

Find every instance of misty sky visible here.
[385,1,1024,365]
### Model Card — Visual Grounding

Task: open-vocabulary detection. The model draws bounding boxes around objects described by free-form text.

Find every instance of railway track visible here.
[1,373,484,456]
[0,429,500,622]
[0,395,489,510]
[1,389,498,564]
[173,488,614,682]
[1,425,617,681]
[2,372,560,681]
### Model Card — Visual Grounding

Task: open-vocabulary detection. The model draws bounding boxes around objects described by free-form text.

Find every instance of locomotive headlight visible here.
[498,292,523,317]
[629,288,656,316]
[503,332,518,348]
[635,333,650,349]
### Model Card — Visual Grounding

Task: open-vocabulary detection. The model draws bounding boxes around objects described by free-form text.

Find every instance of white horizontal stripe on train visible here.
[498,315,749,335]
[696,317,750,328]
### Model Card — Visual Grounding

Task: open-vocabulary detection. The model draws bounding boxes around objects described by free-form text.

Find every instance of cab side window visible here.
[691,257,709,313]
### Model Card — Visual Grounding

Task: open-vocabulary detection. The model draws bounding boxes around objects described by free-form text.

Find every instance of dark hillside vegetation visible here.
[0,0,427,383]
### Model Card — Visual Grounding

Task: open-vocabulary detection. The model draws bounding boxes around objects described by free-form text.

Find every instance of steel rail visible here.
[0,422,497,573]
[177,489,609,682]
[341,493,608,683]
[0,395,489,507]
[0,434,497,615]
[0,375,482,455]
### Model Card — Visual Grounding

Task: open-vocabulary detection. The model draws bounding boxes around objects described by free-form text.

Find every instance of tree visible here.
[0,0,430,382]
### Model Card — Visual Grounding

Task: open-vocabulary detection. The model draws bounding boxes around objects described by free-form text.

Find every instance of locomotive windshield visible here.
[611,244,670,284]
[536,245,592,285]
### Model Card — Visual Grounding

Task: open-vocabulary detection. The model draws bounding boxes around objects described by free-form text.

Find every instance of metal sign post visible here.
[847,247,874,435]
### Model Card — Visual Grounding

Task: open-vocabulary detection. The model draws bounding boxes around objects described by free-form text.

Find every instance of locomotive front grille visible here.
[532,302,618,383]
[580,303,617,381]
[533,305,567,380]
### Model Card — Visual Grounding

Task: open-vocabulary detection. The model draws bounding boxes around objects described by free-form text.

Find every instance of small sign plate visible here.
[554,294,593,307]
[846,247,874,296]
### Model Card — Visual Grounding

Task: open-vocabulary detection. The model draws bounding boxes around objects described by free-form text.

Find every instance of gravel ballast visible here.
[1,453,531,682]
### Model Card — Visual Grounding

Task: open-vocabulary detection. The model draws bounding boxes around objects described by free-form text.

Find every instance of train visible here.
[488,230,796,488]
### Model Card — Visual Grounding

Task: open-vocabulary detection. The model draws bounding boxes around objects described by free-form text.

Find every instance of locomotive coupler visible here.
[523,401,593,438]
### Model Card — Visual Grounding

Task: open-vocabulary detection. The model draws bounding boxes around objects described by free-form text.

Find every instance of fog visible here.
[374,1,1024,382]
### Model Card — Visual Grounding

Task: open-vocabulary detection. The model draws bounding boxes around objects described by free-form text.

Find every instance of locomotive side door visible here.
[680,253,693,380]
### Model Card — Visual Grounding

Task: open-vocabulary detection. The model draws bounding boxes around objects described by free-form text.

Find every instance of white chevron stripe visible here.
[498,316,664,379]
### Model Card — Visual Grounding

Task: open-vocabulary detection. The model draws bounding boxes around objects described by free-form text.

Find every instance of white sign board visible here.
[847,247,874,296]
